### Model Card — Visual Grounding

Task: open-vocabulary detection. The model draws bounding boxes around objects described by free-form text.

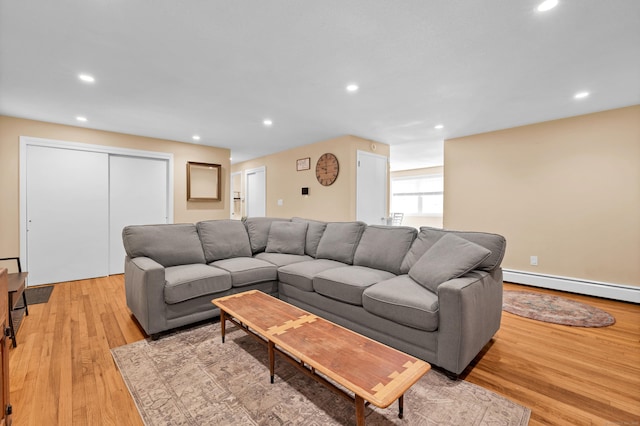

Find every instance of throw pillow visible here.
[265,221,308,255]
[408,233,491,293]
[315,221,367,265]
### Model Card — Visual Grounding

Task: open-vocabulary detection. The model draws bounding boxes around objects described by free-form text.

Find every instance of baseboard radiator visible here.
[502,270,640,304]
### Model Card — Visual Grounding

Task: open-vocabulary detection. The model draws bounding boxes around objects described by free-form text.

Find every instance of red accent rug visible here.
[502,290,615,327]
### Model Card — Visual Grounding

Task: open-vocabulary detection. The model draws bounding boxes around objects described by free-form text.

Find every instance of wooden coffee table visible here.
[212,290,431,425]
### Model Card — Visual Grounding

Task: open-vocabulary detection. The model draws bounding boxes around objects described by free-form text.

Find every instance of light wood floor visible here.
[8,276,640,425]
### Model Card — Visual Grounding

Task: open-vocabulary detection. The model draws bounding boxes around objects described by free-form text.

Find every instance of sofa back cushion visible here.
[265,221,308,255]
[315,221,366,265]
[122,223,206,267]
[197,220,252,262]
[353,225,417,275]
[408,233,492,292]
[291,217,327,257]
[243,217,291,254]
[401,227,506,272]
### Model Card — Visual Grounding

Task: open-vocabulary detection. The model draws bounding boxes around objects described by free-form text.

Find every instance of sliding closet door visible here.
[109,155,169,274]
[26,145,109,285]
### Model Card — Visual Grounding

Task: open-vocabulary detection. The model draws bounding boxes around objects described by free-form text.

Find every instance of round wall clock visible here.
[315,153,339,186]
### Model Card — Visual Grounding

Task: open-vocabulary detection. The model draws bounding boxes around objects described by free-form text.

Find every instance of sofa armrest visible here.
[124,256,167,336]
[435,268,503,375]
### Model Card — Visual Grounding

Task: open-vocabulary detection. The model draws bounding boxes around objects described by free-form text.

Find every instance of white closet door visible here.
[356,151,388,225]
[26,145,109,285]
[109,155,169,274]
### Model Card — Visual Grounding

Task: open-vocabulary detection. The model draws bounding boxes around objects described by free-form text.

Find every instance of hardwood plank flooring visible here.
[9,276,639,425]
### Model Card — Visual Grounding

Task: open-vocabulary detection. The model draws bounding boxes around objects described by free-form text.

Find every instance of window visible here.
[391,174,443,215]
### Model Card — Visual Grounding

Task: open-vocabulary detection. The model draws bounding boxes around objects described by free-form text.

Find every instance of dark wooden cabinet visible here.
[0,269,11,426]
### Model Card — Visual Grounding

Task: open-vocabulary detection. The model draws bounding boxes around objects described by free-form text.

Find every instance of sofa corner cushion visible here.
[315,221,366,264]
[362,275,439,332]
[265,221,308,255]
[243,217,291,254]
[313,266,395,306]
[210,257,277,287]
[197,219,252,262]
[292,217,327,257]
[122,223,206,267]
[164,264,232,304]
[402,227,506,273]
[255,252,314,267]
[353,225,417,274]
[408,233,491,293]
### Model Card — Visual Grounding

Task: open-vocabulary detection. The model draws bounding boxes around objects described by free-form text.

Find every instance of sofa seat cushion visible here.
[313,266,395,306]
[254,252,313,267]
[362,275,439,332]
[164,264,232,304]
[277,259,346,292]
[210,257,277,287]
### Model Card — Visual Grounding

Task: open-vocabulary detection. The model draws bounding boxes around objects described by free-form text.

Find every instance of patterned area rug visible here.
[112,322,530,425]
[503,290,615,327]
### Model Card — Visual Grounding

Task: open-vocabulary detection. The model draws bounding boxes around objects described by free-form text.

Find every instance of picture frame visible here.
[296,157,310,171]
[187,161,221,201]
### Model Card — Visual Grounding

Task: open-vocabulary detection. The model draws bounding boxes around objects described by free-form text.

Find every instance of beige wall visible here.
[444,105,640,286]
[0,115,230,257]
[390,166,444,229]
[232,135,389,221]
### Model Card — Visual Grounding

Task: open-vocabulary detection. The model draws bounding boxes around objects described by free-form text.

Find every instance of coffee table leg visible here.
[398,394,404,419]
[268,341,275,384]
[355,395,365,426]
[220,310,226,343]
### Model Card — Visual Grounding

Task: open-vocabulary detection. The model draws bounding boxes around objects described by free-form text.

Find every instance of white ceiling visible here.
[1,1,639,171]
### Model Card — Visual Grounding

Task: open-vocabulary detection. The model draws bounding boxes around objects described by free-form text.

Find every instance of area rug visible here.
[112,322,530,425]
[503,290,615,327]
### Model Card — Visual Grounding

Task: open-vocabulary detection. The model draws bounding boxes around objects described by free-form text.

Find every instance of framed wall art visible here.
[296,157,310,171]
[187,161,221,201]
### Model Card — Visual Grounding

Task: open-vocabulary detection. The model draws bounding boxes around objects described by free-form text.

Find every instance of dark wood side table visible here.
[7,272,28,347]
[1,257,29,349]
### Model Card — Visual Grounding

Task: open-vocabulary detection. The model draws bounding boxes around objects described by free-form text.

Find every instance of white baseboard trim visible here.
[502,270,640,304]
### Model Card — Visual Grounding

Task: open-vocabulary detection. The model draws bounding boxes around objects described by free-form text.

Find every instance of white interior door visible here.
[26,145,109,285]
[245,167,266,217]
[109,155,169,274]
[356,151,388,225]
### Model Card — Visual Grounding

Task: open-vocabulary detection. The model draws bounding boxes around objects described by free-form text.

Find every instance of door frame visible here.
[244,166,266,218]
[19,136,174,281]
[230,171,242,219]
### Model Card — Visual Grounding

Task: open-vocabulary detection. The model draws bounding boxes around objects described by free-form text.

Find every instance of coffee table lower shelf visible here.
[214,291,430,426]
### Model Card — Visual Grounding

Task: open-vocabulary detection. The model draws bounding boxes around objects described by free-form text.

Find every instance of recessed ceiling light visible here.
[78,73,95,83]
[434,124,444,129]
[574,91,590,99]
[537,0,558,12]
[76,116,87,122]
[263,119,273,126]
[346,84,359,93]
[192,135,201,141]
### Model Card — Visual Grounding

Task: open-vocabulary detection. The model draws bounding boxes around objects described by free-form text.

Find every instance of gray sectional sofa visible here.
[122,217,506,375]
